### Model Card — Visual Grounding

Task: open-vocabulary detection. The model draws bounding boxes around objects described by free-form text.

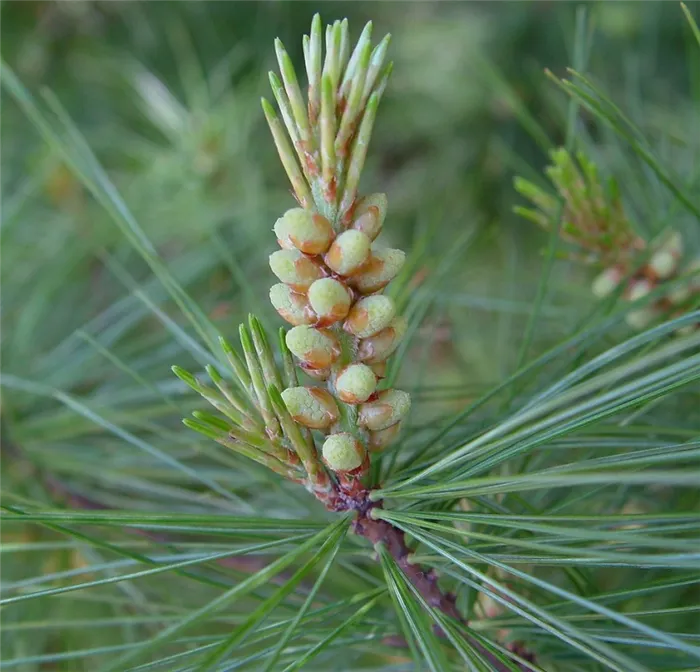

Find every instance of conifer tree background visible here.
[2,2,699,671]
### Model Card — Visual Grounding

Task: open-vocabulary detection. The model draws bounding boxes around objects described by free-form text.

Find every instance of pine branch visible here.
[5,435,305,586]
[355,499,536,670]
[168,15,539,667]
[514,146,700,333]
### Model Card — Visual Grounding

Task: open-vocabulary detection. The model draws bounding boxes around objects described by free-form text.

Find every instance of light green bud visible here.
[322,433,366,473]
[274,208,334,255]
[627,278,653,302]
[368,422,402,452]
[649,251,678,280]
[352,247,406,294]
[281,386,339,429]
[358,316,407,364]
[269,284,315,326]
[335,364,377,404]
[344,295,396,338]
[286,325,341,369]
[307,278,352,326]
[646,231,682,280]
[325,230,372,276]
[269,249,323,290]
[591,267,623,299]
[351,193,387,241]
[358,389,411,431]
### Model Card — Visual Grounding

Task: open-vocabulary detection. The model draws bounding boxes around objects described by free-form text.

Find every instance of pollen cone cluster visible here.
[591,233,699,332]
[515,149,699,334]
[263,15,409,485]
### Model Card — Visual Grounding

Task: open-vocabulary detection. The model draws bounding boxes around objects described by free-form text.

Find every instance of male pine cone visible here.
[270,205,409,474]
[263,15,410,483]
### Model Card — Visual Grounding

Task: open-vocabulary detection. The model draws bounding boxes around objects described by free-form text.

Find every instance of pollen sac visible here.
[352,247,406,294]
[286,325,341,369]
[325,230,372,276]
[274,208,334,255]
[335,364,377,404]
[281,386,339,429]
[344,295,396,338]
[649,232,683,280]
[368,422,402,452]
[322,432,366,473]
[358,389,411,431]
[269,249,324,291]
[351,193,387,241]
[307,278,352,326]
[270,284,315,326]
[357,316,407,364]
[591,267,623,299]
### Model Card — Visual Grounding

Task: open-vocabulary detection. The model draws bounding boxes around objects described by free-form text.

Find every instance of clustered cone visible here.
[263,15,410,488]
[591,233,699,331]
[270,203,409,477]
[515,148,699,333]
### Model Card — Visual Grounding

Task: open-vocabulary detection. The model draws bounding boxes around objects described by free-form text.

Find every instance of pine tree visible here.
[2,6,700,672]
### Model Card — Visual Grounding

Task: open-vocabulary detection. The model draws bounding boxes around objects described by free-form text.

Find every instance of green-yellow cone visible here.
[649,232,683,280]
[351,193,387,241]
[286,325,341,369]
[281,386,339,429]
[335,363,377,403]
[307,278,352,326]
[322,432,366,472]
[269,249,324,290]
[357,316,407,363]
[344,294,395,338]
[352,247,405,294]
[270,283,315,326]
[358,388,410,431]
[325,230,372,276]
[274,208,334,255]
[591,267,623,299]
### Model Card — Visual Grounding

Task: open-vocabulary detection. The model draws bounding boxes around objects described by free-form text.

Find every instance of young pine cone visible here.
[270,205,410,483]
[262,16,410,488]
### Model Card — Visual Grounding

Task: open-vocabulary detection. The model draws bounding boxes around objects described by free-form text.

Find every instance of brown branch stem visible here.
[315,479,537,671]
[354,498,537,671]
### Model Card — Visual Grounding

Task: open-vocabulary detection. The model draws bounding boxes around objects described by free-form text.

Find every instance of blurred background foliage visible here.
[2,1,698,390]
[2,2,699,670]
